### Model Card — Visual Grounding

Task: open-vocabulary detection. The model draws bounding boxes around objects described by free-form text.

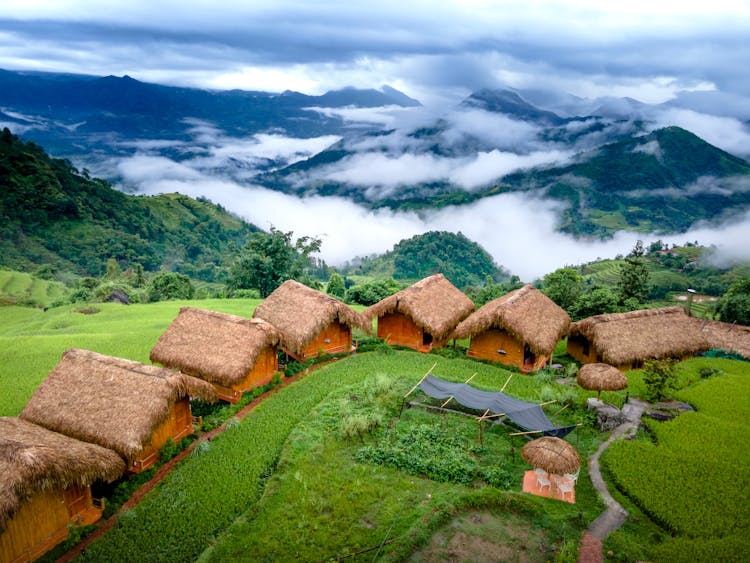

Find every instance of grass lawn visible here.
[602,358,750,562]
[0,299,262,416]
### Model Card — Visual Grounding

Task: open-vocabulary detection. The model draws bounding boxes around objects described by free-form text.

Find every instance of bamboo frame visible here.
[403,362,438,398]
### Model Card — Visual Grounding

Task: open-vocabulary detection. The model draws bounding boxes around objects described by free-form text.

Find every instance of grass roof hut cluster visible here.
[452,284,570,371]
[567,306,710,370]
[151,307,283,402]
[20,349,216,472]
[1,417,124,562]
[253,279,370,361]
[365,274,474,353]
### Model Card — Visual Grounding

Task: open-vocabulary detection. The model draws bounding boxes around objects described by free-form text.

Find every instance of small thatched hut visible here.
[20,349,216,473]
[521,436,580,476]
[1,417,124,562]
[253,280,370,361]
[151,307,283,403]
[577,363,628,399]
[364,274,474,353]
[452,285,570,371]
[567,307,710,370]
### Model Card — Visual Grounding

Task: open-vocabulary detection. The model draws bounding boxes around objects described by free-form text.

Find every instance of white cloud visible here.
[448,150,571,190]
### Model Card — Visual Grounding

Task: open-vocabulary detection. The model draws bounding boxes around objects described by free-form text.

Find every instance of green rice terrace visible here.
[1,301,749,562]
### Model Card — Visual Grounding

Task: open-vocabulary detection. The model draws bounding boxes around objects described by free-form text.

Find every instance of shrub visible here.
[642,358,677,402]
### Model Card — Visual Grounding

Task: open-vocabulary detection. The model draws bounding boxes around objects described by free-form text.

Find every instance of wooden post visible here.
[440,396,454,408]
[500,373,514,393]
[465,372,478,384]
[403,362,438,399]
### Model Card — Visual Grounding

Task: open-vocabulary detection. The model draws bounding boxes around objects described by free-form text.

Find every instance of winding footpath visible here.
[578,399,648,563]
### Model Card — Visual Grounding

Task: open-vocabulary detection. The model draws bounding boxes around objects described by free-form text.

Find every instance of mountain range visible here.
[2,68,750,241]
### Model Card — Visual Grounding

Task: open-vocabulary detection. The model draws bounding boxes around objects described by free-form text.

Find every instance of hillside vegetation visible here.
[0,128,257,281]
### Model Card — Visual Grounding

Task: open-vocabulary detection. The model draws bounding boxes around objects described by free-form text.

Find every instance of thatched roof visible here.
[521,436,580,475]
[693,318,750,359]
[364,274,475,342]
[20,349,216,460]
[569,307,710,366]
[578,363,628,396]
[0,417,124,533]
[151,307,282,386]
[253,280,370,356]
[452,285,570,355]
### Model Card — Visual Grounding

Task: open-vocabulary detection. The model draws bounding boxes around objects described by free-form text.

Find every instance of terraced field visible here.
[0,269,69,307]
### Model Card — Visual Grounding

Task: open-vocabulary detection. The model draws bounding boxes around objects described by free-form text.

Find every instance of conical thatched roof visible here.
[151,307,282,386]
[521,436,580,475]
[452,285,570,355]
[20,349,216,460]
[569,307,710,366]
[364,274,475,342]
[253,280,370,357]
[692,318,750,359]
[0,417,124,533]
[578,363,628,398]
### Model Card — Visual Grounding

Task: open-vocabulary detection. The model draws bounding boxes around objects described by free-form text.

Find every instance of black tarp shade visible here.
[418,375,576,438]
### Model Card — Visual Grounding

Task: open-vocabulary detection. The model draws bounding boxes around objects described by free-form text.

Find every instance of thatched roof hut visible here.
[0,417,124,533]
[20,349,216,461]
[364,274,474,344]
[253,280,370,358]
[151,307,282,387]
[578,363,628,399]
[693,318,750,359]
[568,307,710,368]
[453,285,570,357]
[521,436,580,475]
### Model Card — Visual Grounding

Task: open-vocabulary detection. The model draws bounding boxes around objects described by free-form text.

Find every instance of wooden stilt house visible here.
[567,307,710,370]
[253,280,370,361]
[365,274,474,353]
[1,417,124,563]
[452,285,570,371]
[151,307,283,403]
[20,349,216,473]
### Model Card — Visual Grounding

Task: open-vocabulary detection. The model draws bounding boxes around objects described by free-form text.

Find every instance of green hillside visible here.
[0,128,258,281]
[346,231,509,289]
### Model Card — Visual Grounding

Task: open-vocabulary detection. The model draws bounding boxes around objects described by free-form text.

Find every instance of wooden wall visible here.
[290,321,351,361]
[467,328,549,372]
[129,398,193,473]
[215,345,279,403]
[377,312,432,353]
[1,485,103,563]
[566,334,601,365]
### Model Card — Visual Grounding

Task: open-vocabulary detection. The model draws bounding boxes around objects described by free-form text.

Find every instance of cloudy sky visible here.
[3,1,750,279]
[1,1,749,106]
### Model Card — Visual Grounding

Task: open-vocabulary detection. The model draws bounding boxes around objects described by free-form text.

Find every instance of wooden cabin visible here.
[453,285,570,372]
[20,349,216,473]
[364,274,474,353]
[151,307,283,403]
[253,280,370,361]
[0,417,124,562]
[567,307,710,370]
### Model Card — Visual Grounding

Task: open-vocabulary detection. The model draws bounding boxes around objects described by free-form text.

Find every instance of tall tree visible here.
[617,240,650,304]
[717,278,750,326]
[228,228,321,297]
[542,267,584,313]
[326,272,346,300]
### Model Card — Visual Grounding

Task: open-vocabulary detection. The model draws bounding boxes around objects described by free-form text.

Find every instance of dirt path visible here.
[56,360,337,562]
[577,399,648,563]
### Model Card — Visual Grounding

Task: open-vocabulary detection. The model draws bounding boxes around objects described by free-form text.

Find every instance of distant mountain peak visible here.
[461,88,565,125]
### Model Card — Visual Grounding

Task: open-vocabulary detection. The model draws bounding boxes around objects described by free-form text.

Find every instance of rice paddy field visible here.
[0,269,70,308]
[2,299,749,561]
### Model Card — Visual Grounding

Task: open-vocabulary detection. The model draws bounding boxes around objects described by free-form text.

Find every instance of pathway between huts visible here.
[56,360,339,563]
[578,399,648,563]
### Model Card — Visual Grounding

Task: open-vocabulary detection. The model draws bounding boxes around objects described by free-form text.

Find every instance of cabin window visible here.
[323,338,331,344]
[422,332,433,346]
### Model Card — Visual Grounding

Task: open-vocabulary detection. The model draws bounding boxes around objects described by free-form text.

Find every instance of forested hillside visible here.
[0,128,257,281]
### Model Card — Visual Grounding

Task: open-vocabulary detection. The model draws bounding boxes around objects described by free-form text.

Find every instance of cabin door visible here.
[523,344,536,371]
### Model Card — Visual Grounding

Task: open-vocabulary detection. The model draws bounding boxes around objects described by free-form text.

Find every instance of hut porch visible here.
[378,311,443,353]
[288,320,352,361]
[128,398,194,473]
[467,328,549,372]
